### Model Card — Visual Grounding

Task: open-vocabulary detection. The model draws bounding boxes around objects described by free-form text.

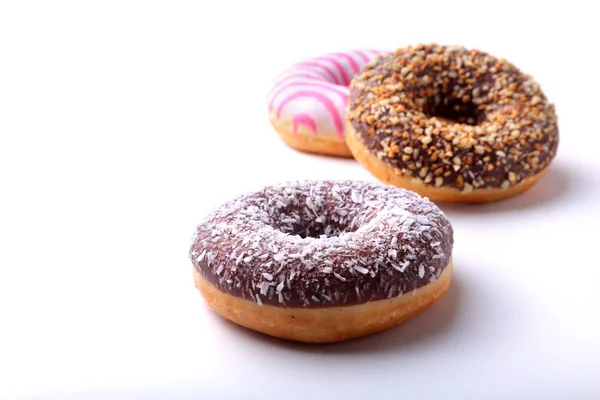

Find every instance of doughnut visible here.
[345,44,559,203]
[268,50,386,158]
[189,180,454,343]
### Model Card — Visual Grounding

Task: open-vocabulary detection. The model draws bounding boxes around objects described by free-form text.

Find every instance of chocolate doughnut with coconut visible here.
[189,180,454,343]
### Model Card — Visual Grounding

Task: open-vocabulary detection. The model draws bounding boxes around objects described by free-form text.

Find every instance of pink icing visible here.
[352,50,370,62]
[296,62,341,85]
[315,55,351,85]
[329,52,361,73]
[292,113,317,136]
[268,49,386,142]
[273,72,326,84]
[276,90,345,139]
[268,81,348,110]
[276,67,330,82]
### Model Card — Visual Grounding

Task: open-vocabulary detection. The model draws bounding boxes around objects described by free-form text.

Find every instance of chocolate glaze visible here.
[189,180,453,308]
[347,44,559,191]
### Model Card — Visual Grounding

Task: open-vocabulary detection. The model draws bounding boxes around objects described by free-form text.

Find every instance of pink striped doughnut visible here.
[268,49,387,157]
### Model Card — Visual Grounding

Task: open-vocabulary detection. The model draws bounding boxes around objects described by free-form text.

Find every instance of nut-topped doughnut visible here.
[345,44,559,203]
[189,180,454,343]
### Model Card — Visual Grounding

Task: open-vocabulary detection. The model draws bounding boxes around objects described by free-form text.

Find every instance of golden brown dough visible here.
[194,260,453,343]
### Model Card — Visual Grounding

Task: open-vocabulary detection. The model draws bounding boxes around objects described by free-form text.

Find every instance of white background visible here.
[1,1,599,399]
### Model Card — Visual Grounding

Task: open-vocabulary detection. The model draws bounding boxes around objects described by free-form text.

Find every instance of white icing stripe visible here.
[269,82,348,108]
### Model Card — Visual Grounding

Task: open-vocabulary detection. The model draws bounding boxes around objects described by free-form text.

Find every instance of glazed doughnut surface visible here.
[189,180,453,309]
[267,50,385,157]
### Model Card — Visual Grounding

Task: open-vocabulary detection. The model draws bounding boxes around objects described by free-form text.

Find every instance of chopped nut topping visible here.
[347,43,559,191]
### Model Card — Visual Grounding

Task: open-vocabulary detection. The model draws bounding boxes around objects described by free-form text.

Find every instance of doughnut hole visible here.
[422,91,485,126]
[265,191,365,240]
[293,223,340,239]
[380,54,496,127]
